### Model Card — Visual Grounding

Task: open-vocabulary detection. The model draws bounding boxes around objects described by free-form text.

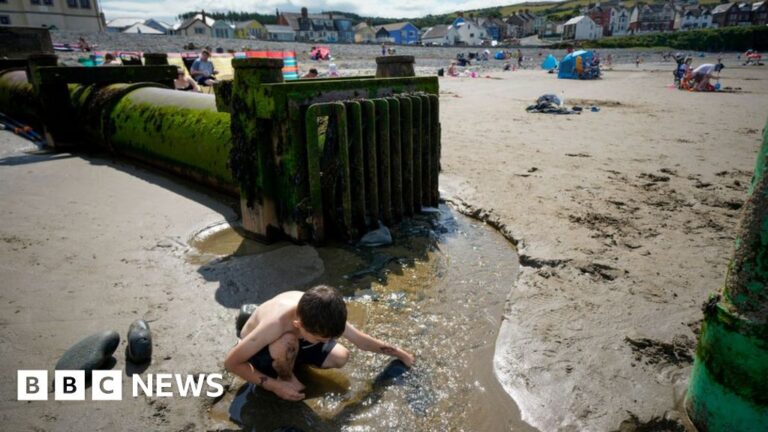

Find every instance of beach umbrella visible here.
[541,54,558,70]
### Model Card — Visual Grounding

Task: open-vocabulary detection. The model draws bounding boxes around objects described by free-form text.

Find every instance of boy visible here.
[224,286,416,401]
[190,49,218,86]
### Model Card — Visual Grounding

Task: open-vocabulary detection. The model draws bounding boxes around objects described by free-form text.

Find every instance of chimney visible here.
[301,7,308,18]
[201,10,207,25]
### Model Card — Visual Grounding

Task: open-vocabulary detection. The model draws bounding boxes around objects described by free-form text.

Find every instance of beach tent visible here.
[558,50,594,79]
[541,54,558,71]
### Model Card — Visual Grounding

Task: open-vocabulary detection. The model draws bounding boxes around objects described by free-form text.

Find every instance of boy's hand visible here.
[265,378,305,401]
[396,349,416,368]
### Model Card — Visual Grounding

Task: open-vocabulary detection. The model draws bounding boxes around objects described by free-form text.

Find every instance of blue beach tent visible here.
[558,50,594,79]
[541,54,558,71]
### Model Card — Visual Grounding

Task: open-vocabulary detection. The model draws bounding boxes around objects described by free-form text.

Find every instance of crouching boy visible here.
[224,285,416,401]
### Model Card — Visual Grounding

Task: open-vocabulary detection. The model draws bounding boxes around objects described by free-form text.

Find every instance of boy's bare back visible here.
[240,290,303,339]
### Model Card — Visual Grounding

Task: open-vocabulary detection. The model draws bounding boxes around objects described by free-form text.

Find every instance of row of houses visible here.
[564,0,767,40]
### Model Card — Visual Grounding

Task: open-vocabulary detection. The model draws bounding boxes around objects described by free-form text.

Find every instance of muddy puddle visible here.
[190,206,535,432]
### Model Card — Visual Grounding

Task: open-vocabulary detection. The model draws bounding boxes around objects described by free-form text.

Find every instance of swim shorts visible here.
[248,339,336,378]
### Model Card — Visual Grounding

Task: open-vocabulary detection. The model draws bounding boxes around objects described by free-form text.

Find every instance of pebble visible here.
[127,319,152,364]
[55,330,120,377]
[357,224,392,247]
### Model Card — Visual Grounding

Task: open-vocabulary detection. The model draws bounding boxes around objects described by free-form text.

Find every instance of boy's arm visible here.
[343,323,416,367]
[189,60,202,77]
[224,320,305,401]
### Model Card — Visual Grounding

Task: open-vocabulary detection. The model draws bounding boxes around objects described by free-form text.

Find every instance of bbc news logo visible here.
[18,370,224,401]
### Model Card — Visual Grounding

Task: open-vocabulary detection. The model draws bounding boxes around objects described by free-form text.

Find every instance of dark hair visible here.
[309,68,318,74]
[297,285,347,338]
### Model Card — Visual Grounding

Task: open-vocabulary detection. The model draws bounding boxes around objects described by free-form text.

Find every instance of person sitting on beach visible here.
[447,61,459,77]
[691,62,723,91]
[77,37,92,52]
[102,53,119,66]
[189,49,218,86]
[302,68,319,79]
[174,67,200,92]
[225,286,416,401]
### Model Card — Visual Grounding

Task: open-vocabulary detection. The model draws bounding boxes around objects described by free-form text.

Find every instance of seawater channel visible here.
[193,205,536,432]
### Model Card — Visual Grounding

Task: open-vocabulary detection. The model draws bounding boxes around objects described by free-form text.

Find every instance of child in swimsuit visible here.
[225,286,415,401]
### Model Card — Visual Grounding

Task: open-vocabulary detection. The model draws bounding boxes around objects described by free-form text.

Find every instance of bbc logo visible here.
[18,370,122,401]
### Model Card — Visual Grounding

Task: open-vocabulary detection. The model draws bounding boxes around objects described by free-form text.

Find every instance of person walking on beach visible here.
[225,286,415,401]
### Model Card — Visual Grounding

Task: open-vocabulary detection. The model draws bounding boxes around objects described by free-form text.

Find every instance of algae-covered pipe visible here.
[0,69,40,126]
[685,118,768,431]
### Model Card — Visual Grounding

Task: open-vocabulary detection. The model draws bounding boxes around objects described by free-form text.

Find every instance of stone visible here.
[55,330,120,377]
[357,224,392,247]
[236,304,258,337]
[127,319,152,364]
[373,359,409,387]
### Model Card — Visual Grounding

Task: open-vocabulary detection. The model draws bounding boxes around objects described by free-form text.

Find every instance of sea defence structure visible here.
[0,54,439,244]
[685,120,768,430]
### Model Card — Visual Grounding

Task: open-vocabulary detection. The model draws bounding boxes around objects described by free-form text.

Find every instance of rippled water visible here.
[194,206,534,432]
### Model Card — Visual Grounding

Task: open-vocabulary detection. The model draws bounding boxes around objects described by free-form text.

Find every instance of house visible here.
[353,22,376,43]
[376,22,420,45]
[609,6,630,36]
[122,23,163,34]
[333,14,354,43]
[421,24,455,46]
[586,4,612,36]
[737,2,753,25]
[212,21,234,39]
[176,12,214,37]
[0,0,104,31]
[505,11,536,38]
[278,8,344,42]
[753,1,768,25]
[711,3,740,27]
[476,16,506,41]
[106,18,141,33]
[451,14,488,45]
[674,6,712,30]
[234,20,266,39]
[562,15,602,40]
[629,3,676,33]
[264,24,295,41]
[144,18,173,35]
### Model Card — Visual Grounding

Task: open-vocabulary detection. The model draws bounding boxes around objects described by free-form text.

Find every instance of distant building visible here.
[0,0,105,31]
[562,15,602,40]
[451,14,488,45]
[234,20,266,39]
[144,18,173,35]
[278,8,348,42]
[264,24,295,41]
[674,6,712,30]
[353,22,376,43]
[421,24,455,46]
[586,4,612,35]
[609,6,631,36]
[376,22,420,45]
[711,2,740,27]
[629,3,676,33]
[122,23,163,35]
[106,18,142,33]
[505,10,536,38]
[212,20,234,39]
[333,14,354,43]
[476,15,507,41]
[753,1,768,25]
[176,12,214,37]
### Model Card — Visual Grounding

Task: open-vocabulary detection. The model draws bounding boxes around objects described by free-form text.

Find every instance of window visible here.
[31,0,41,4]
[194,27,205,34]
[0,15,9,25]
[66,0,77,7]
[43,0,52,4]
[79,0,89,8]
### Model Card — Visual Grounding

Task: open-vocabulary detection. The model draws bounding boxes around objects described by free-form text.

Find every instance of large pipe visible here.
[685,118,768,431]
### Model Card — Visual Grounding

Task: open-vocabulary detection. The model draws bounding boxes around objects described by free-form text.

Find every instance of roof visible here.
[711,3,735,14]
[422,24,450,39]
[379,22,416,31]
[178,14,215,31]
[144,18,173,30]
[235,20,262,29]
[122,23,164,34]
[264,24,294,33]
[565,16,587,25]
[212,21,235,29]
[106,18,142,29]
[753,1,766,11]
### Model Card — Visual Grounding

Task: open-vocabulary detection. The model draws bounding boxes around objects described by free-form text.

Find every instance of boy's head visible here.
[295,285,347,340]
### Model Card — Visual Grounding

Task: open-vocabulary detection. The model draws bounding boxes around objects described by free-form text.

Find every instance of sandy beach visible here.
[1,32,767,431]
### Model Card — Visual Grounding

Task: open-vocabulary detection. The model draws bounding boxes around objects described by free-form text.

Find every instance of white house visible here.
[675,6,713,30]
[451,16,487,45]
[562,15,602,40]
[122,23,163,34]
[264,24,295,41]
[421,24,455,46]
[106,18,142,33]
[609,6,630,35]
[175,13,214,37]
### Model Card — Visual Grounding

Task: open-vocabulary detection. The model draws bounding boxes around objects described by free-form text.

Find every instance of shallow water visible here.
[193,206,534,432]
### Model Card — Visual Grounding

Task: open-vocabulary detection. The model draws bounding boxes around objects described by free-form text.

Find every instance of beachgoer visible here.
[189,49,218,86]
[635,55,641,68]
[517,49,523,68]
[102,53,119,66]
[302,68,319,79]
[692,62,724,91]
[606,53,613,67]
[447,61,459,77]
[225,286,416,401]
[174,67,200,92]
[381,44,386,56]
[78,37,91,52]
[328,63,339,77]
